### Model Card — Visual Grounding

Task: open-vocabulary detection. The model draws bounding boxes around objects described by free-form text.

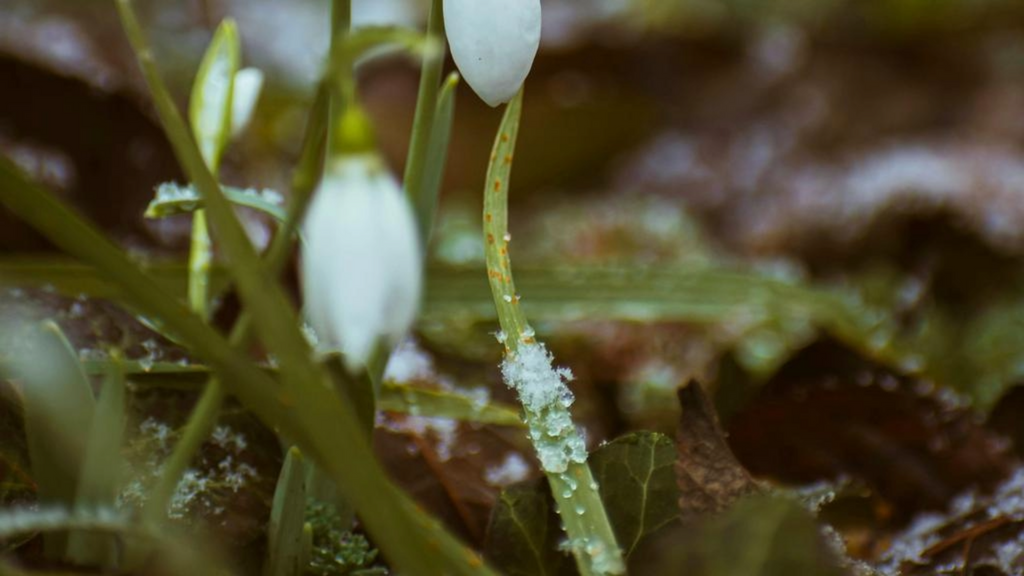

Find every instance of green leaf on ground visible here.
[484,480,574,576]
[641,495,849,576]
[590,432,680,558]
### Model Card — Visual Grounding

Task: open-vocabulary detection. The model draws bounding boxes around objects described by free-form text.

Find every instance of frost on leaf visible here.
[500,342,586,474]
[877,467,1024,575]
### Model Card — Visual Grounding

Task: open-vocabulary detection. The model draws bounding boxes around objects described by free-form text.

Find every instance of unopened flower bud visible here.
[443,0,541,107]
[301,154,422,371]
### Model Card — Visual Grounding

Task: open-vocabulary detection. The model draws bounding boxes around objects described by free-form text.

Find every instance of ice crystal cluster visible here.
[500,342,586,474]
[120,419,258,520]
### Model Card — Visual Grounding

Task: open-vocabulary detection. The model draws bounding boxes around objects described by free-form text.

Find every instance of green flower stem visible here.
[363,0,452,409]
[111,2,492,573]
[403,0,446,238]
[186,19,238,323]
[331,0,351,47]
[187,211,212,319]
[482,91,625,576]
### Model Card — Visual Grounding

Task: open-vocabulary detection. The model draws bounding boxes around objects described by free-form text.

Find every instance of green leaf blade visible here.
[189,18,240,171]
[591,432,681,558]
[484,481,573,576]
[266,447,307,576]
[645,495,849,576]
[67,353,126,567]
[145,183,288,223]
[5,322,96,559]
[416,71,459,241]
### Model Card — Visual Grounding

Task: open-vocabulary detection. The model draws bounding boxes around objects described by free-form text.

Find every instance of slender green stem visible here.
[187,211,212,319]
[186,19,237,324]
[331,0,351,47]
[328,0,356,154]
[418,72,459,244]
[482,91,625,575]
[403,0,446,237]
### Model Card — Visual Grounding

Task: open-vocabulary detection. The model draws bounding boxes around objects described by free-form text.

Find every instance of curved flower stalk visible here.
[443,0,541,107]
[301,147,423,371]
[483,92,625,575]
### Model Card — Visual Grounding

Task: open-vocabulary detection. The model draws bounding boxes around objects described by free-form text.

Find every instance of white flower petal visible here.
[443,0,541,107]
[301,155,423,371]
[230,67,264,138]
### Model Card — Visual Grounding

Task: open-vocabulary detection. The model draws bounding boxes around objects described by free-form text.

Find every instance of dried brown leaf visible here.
[676,380,761,519]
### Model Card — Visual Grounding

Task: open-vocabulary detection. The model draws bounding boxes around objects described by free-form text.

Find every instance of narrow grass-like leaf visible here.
[417,71,459,242]
[481,91,625,575]
[0,257,918,385]
[590,432,680,558]
[0,507,232,576]
[186,19,239,319]
[145,183,287,223]
[266,447,307,576]
[0,507,127,541]
[49,356,526,427]
[74,354,126,506]
[67,352,126,567]
[189,19,239,171]
[0,258,227,301]
[379,381,524,427]
[404,0,446,237]
[346,25,431,64]
[154,21,245,514]
[4,322,96,559]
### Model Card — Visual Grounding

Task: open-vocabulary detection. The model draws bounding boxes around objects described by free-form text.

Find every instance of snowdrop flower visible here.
[229,67,264,139]
[301,153,422,371]
[443,0,541,107]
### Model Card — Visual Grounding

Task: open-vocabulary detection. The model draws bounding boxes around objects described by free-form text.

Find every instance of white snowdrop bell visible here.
[443,0,541,107]
[301,154,423,371]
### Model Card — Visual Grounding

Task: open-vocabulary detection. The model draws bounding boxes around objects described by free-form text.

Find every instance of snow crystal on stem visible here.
[501,342,587,473]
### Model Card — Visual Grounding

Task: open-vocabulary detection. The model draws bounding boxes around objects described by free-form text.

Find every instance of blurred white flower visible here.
[301,154,422,371]
[443,0,541,107]
[230,67,264,138]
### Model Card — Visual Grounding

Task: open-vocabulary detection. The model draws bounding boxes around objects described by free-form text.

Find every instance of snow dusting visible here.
[485,452,531,487]
[500,342,587,474]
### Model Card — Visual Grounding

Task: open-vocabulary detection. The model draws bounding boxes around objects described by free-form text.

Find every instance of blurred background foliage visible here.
[5,0,1024,574]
